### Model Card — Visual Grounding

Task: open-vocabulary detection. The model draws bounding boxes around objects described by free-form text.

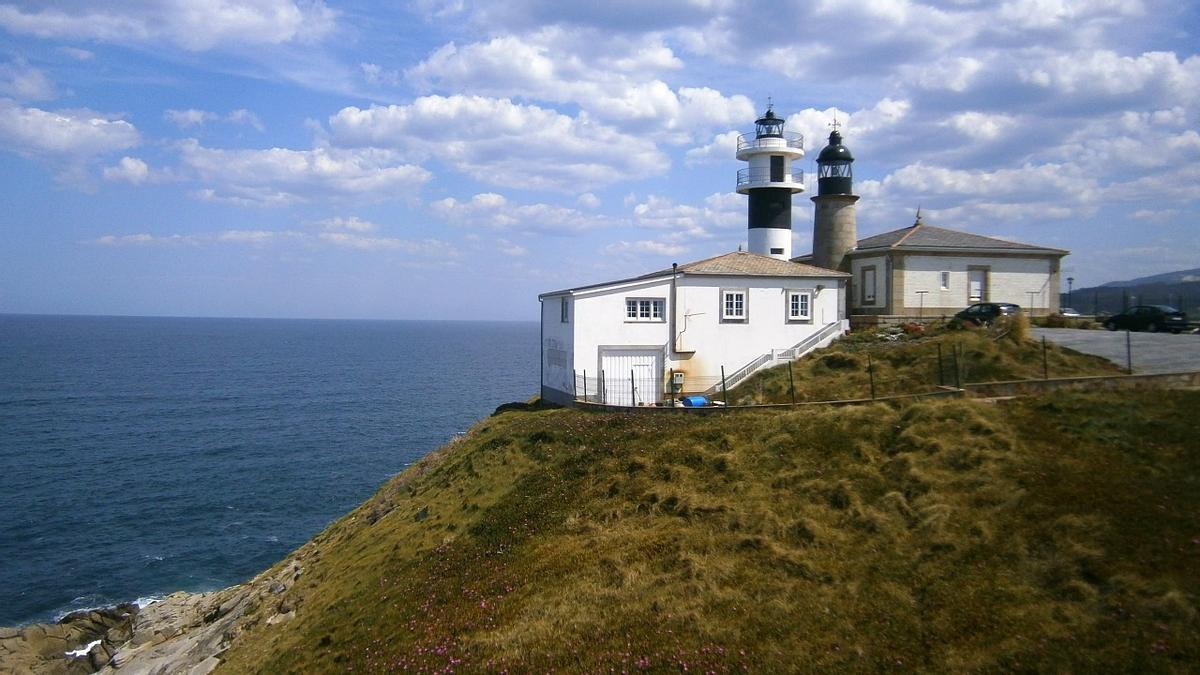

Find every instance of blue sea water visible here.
[0,315,538,626]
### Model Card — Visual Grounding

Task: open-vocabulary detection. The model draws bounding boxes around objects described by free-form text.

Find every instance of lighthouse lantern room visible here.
[736,105,805,260]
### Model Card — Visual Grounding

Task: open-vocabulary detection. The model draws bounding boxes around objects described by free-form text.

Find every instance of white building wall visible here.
[902,255,1054,312]
[548,274,846,401]
[540,295,575,404]
[849,255,887,310]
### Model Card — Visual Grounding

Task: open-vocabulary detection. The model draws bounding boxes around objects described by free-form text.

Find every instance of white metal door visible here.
[600,350,661,406]
[968,269,986,303]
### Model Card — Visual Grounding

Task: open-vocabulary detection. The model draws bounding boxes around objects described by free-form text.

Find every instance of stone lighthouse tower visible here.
[736,106,805,260]
[811,124,858,271]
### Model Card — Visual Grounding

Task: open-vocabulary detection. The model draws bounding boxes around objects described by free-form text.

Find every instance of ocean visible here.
[0,315,539,627]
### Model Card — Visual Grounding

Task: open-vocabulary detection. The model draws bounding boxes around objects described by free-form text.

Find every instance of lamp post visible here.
[1067,276,1074,307]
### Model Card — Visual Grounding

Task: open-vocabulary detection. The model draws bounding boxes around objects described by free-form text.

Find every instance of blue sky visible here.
[1,0,1197,320]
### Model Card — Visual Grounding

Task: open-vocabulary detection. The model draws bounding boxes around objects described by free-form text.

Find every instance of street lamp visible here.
[1067,276,1074,307]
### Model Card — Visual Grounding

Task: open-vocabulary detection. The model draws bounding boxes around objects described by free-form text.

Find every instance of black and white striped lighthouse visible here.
[736,106,805,260]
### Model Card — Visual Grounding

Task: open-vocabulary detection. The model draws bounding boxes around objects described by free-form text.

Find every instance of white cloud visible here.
[329,95,666,191]
[178,139,431,204]
[631,192,743,239]
[89,233,200,246]
[57,46,93,60]
[167,108,265,130]
[576,192,600,209]
[102,156,151,184]
[1020,50,1200,104]
[497,238,527,256]
[0,101,139,158]
[314,216,378,232]
[0,0,337,52]
[430,192,611,234]
[945,111,1020,141]
[87,227,454,256]
[0,61,56,100]
[684,130,739,165]
[405,32,751,142]
[908,56,985,92]
[604,239,687,258]
[227,108,264,131]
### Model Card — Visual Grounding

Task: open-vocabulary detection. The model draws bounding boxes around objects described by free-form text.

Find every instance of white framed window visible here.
[561,297,569,323]
[939,271,950,291]
[721,289,747,321]
[624,298,665,322]
[787,290,812,322]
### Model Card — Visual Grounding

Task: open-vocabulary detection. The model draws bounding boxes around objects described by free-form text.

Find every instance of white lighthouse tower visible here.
[736,106,805,260]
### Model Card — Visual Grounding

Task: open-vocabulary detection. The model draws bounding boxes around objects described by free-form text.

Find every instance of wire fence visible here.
[570,331,1152,410]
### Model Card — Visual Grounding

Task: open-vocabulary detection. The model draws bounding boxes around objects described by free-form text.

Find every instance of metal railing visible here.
[736,167,804,187]
[706,321,843,394]
[737,131,804,153]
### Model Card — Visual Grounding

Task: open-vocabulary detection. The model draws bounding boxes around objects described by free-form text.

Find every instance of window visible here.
[560,297,569,323]
[624,298,665,322]
[939,271,950,291]
[770,247,784,255]
[861,266,877,304]
[787,290,812,322]
[721,289,747,321]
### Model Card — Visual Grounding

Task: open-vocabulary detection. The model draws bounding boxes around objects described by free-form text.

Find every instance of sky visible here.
[1,0,1197,320]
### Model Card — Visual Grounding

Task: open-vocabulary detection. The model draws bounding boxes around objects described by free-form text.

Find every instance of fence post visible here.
[721,366,729,406]
[936,343,945,386]
[953,344,962,390]
[1042,336,1049,380]
[582,370,587,403]
[600,369,606,405]
[573,369,578,400]
[1125,330,1133,374]
[630,369,636,407]
[788,362,797,406]
[867,353,876,399]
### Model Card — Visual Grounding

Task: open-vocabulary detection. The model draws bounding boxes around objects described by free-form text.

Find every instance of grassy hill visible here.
[727,321,1123,404]
[213,382,1200,672]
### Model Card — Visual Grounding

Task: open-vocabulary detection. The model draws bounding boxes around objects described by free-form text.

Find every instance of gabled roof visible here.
[539,250,847,298]
[650,250,848,278]
[853,223,1068,254]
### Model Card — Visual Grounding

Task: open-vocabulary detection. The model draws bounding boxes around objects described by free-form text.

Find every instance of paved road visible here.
[1032,327,1200,375]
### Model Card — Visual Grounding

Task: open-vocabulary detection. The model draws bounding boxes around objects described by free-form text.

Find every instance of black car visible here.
[954,302,1021,326]
[1103,305,1188,333]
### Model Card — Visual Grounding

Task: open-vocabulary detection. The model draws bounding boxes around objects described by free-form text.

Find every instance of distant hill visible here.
[1102,268,1200,287]
[1064,267,1200,314]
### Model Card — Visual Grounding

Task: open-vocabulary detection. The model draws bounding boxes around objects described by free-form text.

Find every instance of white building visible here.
[833,215,1069,318]
[539,252,848,405]
[539,106,851,406]
[798,125,1070,323]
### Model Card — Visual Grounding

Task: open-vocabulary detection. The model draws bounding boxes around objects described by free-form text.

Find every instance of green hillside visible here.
[215,386,1200,673]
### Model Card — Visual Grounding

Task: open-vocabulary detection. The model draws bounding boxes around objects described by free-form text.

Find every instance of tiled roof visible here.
[539,250,846,297]
[657,250,848,277]
[854,223,1067,253]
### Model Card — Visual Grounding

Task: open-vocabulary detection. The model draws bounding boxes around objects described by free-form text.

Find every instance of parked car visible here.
[954,302,1022,326]
[1059,307,1082,317]
[1103,305,1188,333]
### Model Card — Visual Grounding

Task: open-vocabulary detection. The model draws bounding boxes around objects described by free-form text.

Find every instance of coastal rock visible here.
[0,604,138,675]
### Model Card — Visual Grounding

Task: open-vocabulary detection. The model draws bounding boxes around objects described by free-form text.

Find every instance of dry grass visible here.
[727,322,1123,404]
[215,389,1200,673]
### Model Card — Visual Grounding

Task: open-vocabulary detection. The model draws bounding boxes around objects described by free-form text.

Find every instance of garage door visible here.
[600,349,661,407]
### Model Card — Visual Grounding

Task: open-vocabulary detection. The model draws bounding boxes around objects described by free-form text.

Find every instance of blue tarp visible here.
[680,395,709,407]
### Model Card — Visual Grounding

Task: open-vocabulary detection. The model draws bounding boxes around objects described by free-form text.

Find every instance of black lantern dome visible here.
[754,108,785,139]
[816,129,854,195]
